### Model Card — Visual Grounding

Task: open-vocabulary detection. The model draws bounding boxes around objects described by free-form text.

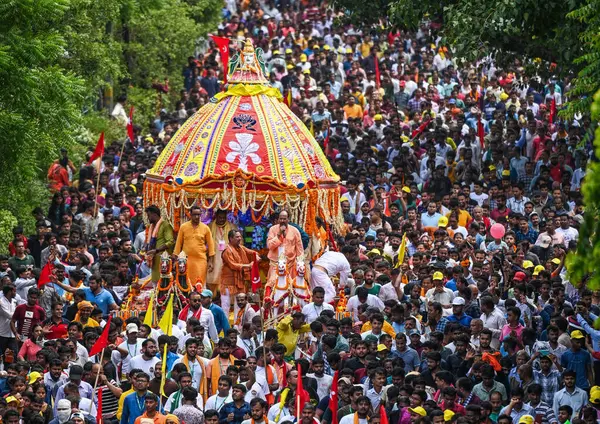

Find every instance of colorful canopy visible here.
[145,39,342,234]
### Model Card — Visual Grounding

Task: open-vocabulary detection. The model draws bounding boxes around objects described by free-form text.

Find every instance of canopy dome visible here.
[145,38,342,234]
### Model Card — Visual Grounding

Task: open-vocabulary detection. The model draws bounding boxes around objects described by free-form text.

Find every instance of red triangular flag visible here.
[374,56,381,88]
[251,254,261,293]
[87,132,105,165]
[97,387,103,424]
[210,35,230,84]
[329,371,339,424]
[379,404,389,424]
[38,262,54,288]
[89,315,112,357]
[411,118,431,139]
[126,107,135,144]
[296,363,310,419]
[477,119,485,148]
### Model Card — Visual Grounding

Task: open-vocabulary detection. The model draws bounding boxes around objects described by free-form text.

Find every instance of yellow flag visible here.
[310,120,314,136]
[395,234,407,269]
[160,343,169,397]
[143,292,154,328]
[159,294,174,336]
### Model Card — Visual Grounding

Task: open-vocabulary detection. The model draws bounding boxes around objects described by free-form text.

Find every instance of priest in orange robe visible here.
[221,229,258,315]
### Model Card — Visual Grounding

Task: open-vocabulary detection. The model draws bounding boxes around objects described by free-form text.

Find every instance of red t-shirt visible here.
[12,304,46,338]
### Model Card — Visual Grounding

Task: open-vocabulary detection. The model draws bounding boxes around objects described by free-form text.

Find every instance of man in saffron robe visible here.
[174,205,215,289]
[207,210,236,295]
[145,205,174,282]
[206,338,237,396]
[221,229,258,315]
[266,211,304,290]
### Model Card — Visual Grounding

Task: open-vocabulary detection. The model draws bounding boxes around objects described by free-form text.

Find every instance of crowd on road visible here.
[4,1,598,424]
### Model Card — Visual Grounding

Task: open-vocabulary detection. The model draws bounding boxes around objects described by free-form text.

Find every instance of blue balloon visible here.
[175,177,184,185]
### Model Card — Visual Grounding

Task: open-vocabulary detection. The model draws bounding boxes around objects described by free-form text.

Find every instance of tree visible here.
[0,0,86,227]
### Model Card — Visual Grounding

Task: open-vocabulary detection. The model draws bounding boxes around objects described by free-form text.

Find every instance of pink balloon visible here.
[490,223,506,239]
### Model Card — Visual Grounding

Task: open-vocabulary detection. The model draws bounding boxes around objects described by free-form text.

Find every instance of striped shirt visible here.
[526,401,557,424]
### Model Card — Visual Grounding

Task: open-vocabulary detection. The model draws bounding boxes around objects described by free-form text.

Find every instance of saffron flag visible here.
[374,56,381,88]
[37,261,54,288]
[329,371,339,424]
[394,234,407,269]
[379,404,389,424]
[87,132,105,165]
[310,120,314,136]
[126,107,135,144]
[143,292,155,328]
[89,315,112,357]
[549,98,556,124]
[159,294,174,397]
[410,119,431,140]
[251,254,261,293]
[296,363,310,420]
[477,119,485,148]
[210,35,230,84]
[159,294,174,336]
[97,388,103,424]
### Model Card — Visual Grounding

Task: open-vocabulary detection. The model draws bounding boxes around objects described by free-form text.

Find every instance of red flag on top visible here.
[87,132,105,165]
[374,57,381,88]
[210,35,230,84]
[549,98,557,124]
[477,119,485,148]
[329,371,339,424]
[379,404,389,424]
[126,107,135,144]
[37,261,54,288]
[296,363,310,420]
[251,253,261,293]
[89,315,112,357]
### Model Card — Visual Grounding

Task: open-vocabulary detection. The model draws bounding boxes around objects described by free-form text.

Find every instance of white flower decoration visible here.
[225,133,261,172]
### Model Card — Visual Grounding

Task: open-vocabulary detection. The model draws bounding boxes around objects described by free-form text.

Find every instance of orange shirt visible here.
[343,104,364,119]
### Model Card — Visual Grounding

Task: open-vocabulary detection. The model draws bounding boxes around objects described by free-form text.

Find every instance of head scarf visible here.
[77,301,93,310]
[165,415,180,424]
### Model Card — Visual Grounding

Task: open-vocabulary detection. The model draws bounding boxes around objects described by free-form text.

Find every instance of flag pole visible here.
[159,343,169,411]
[89,348,105,413]
[92,156,102,222]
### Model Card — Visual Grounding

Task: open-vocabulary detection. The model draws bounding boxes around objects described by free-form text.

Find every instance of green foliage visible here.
[0,210,18,255]
[567,89,600,289]
[0,0,86,227]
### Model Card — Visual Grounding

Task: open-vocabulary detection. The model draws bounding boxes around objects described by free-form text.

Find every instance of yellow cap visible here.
[533,265,545,276]
[302,69,310,74]
[286,64,294,70]
[5,396,18,404]
[273,50,280,55]
[285,48,293,54]
[438,216,449,227]
[313,45,320,50]
[518,416,534,424]
[433,271,444,281]
[28,371,42,385]
[500,92,509,101]
[444,410,455,421]
[522,260,534,269]
[377,343,389,352]
[502,170,510,177]
[408,407,427,417]
[346,48,353,54]
[374,114,383,121]
[402,186,411,193]
[323,45,330,51]
[551,258,561,265]
[489,165,496,171]
[571,329,585,339]
[591,386,600,403]
[300,53,307,62]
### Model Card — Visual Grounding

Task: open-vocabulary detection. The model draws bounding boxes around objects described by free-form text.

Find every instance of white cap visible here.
[126,323,139,334]
[452,297,466,306]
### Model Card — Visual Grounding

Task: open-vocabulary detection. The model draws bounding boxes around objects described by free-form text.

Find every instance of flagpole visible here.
[89,348,105,413]
[116,140,127,174]
[93,157,102,221]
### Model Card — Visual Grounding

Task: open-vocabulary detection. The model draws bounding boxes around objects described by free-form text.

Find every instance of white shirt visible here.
[112,339,144,375]
[301,302,334,323]
[244,380,266,402]
[425,287,455,306]
[164,389,204,413]
[340,415,367,424]
[129,354,160,376]
[346,294,384,320]
[268,404,290,423]
[177,307,219,341]
[173,356,204,389]
[14,278,36,300]
[204,393,232,412]
[307,373,333,400]
[237,336,257,357]
[555,227,579,247]
[314,251,351,286]
[0,296,17,338]
[480,308,507,349]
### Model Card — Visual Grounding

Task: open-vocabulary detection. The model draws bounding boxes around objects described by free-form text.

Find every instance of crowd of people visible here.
[5,0,598,424]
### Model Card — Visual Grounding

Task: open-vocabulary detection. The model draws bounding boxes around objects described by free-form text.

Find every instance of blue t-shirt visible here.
[561,349,592,389]
[83,287,115,316]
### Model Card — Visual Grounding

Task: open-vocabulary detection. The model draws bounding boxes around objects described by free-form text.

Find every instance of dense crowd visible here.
[2,1,597,424]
